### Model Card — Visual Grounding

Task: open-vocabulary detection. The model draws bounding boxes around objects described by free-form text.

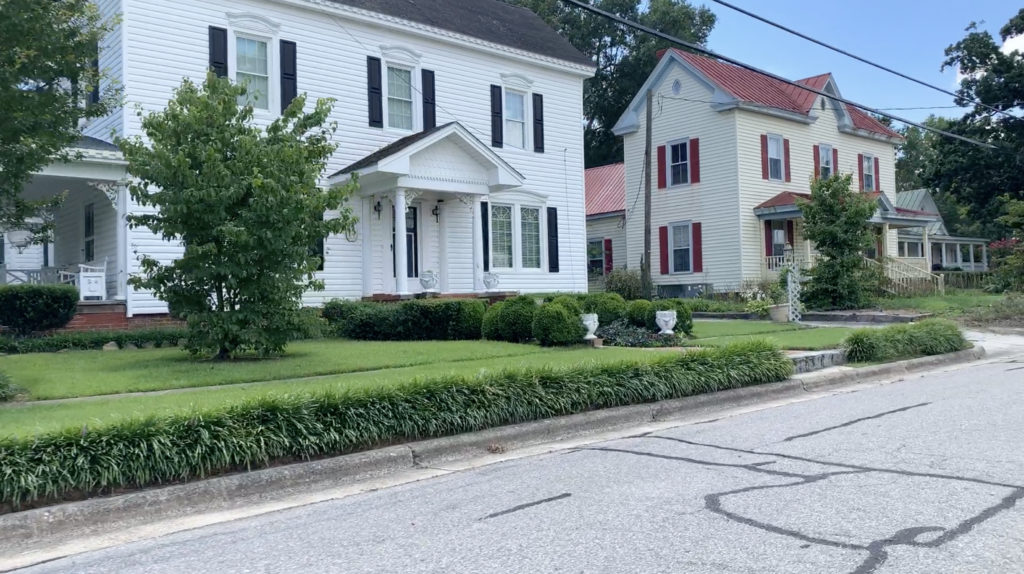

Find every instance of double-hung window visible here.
[387,66,414,130]
[863,154,875,191]
[491,204,514,269]
[236,36,269,110]
[587,240,604,275]
[669,140,689,186]
[670,222,692,273]
[767,135,784,181]
[819,144,833,179]
[771,220,787,257]
[505,90,527,149]
[84,203,95,262]
[520,207,541,269]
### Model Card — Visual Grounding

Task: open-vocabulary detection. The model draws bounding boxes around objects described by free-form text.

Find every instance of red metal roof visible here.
[754,191,812,209]
[585,163,625,217]
[665,50,902,139]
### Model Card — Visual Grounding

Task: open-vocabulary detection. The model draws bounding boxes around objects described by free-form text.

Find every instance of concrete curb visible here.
[0,346,987,554]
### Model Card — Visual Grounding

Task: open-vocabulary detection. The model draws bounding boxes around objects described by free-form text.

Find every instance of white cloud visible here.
[955,33,1024,86]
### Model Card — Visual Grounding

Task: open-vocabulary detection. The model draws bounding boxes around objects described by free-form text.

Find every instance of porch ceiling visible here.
[21,174,120,203]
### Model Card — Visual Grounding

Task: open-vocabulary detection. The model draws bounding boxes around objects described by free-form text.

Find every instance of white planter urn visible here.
[419,271,439,291]
[581,313,599,340]
[483,272,500,291]
[655,310,678,335]
[768,304,790,323]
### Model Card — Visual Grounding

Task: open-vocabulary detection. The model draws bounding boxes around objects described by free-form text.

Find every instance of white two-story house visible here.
[7,0,595,325]
[613,49,939,296]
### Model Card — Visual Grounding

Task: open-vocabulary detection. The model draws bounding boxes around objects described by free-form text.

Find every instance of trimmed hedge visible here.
[322,299,485,342]
[550,295,584,316]
[842,319,968,363]
[0,328,188,354]
[0,285,79,336]
[582,292,627,326]
[533,300,586,346]
[482,295,538,343]
[626,300,653,328]
[0,340,793,509]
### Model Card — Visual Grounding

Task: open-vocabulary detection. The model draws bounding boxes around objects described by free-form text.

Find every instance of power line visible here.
[558,0,997,150]
[658,94,979,113]
[704,0,1014,121]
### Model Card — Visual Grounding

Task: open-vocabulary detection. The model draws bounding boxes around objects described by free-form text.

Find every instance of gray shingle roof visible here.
[74,136,120,152]
[326,0,593,67]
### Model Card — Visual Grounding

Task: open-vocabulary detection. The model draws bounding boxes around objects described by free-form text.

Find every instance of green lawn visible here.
[0,347,653,437]
[690,320,803,339]
[0,340,558,401]
[875,293,1005,315]
[683,327,854,351]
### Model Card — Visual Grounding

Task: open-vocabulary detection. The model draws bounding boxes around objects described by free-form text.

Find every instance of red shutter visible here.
[813,145,820,180]
[657,145,667,189]
[764,220,773,256]
[783,139,791,182]
[786,220,795,246]
[760,134,769,180]
[689,138,700,183]
[875,157,881,191]
[692,222,703,273]
[603,238,613,274]
[858,153,864,191]
[832,148,839,175]
[659,226,669,274]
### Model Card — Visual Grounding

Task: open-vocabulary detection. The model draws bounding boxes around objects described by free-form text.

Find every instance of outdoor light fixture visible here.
[374,201,383,220]
[432,201,442,223]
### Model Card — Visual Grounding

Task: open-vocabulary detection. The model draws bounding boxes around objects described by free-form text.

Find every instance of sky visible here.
[692,0,1022,124]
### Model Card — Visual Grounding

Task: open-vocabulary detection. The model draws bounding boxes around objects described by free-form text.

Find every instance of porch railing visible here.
[1,261,109,300]
[864,257,945,296]
[762,254,821,276]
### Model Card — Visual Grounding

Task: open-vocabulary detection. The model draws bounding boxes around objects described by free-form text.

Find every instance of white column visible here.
[983,244,988,271]
[394,188,409,295]
[956,243,963,267]
[115,184,128,302]
[940,243,947,267]
[969,243,975,271]
[881,223,890,258]
[438,200,449,293]
[923,227,930,269]
[472,195,484,292]
[361,197,373,297]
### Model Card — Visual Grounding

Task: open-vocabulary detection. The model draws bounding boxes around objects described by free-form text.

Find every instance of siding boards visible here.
[82,0,124,141]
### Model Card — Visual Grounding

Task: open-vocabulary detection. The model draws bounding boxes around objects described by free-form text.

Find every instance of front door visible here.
[392,206,419,279]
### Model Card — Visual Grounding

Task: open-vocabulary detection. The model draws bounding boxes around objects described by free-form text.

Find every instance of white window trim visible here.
[819,144,834,179]
[667,137,691,188]
[767,134,784,182]
[863,153,876,192]
[502,87,530,151]
[668,220,693,275]
[228,29,279,117]
[383,61,419,133]
[489,201,547,272]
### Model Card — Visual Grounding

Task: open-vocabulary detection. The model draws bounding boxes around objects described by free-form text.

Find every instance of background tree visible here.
[0,0,119,238]
[503,0,716,167]
[925,9,1024,240]
[119,73,358,359]
[798,174,878,310]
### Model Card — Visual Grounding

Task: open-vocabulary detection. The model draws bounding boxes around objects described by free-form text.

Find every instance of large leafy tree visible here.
[798,174,878,310]
[925,9,1024,239]
[504,0,716,167]
[0,0,119,237]
[119,73,358,359]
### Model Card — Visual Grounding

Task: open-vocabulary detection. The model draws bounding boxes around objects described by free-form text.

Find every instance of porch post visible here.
[881,223,890,258]
[940,243,947,267]
[438,200,450,293]
[115,184,128,301]
[923,227,930,269]
[361,197,373,296]
[983,244,988,271]
[472,195,484,292]
[969,243,975,271]
[394,188,409,295]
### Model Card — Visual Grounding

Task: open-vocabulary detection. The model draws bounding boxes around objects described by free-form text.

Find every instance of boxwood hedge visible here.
[842,319,968,363]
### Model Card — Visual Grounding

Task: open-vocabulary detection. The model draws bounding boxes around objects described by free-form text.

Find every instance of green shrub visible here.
[0,372,24,403]
[627,300,653,328]
[682,299,748,313]
[603,269,643,301]
[0,340,793,509]
[0,285,79,336]
[842,319,967,363]
[745,299,772,318]
[532,302,586,346]
[481,301,505,341]
[0,328,188,354]
[324,299,485,341]
[583,292,627,326]
[550,295,584,316]
[597,319,677,348]
[646,299,694,336]
[481,295,537,343]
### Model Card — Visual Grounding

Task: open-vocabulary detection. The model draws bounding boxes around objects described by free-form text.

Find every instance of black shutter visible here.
[208,27,229,78]
[367,56,383,128]
[88,53,100,106]
[422,69,436,130]
[481,201,490,272]
[532,93,545,153]
[280,40,297,113]
[547,207,559,273]
[490,85,503,148]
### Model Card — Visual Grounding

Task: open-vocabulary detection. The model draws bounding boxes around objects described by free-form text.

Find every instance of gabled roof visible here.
[894,189,948,236]
[754,191,810,210]
[326,0,593,67]
[75,136,120,152]
[585,163,625,217]
[335,123,452,176]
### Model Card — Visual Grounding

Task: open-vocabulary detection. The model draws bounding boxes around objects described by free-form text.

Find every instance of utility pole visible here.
[641,89,654,300]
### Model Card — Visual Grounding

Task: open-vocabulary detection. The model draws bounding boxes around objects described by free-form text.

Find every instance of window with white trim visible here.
[863,153,875,191]
[520,207,541,269]
[236,36,270,110]
[387,66,414,130]
[669,140,689,186]
[670,221,692,273]
[491,204,514,269]
[819,144,833,179]
[767,135,784,181]
[505,90,527,149]
[587,239,604,275]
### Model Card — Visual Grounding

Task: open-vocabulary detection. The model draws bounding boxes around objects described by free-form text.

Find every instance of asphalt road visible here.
[19,359,1024,574]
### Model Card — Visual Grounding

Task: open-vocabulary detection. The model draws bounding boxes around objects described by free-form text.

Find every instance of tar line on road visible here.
[480,493,572,521]
[780,402,932,443]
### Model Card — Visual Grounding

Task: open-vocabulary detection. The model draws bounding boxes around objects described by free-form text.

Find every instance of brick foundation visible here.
[58,302,183,333]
